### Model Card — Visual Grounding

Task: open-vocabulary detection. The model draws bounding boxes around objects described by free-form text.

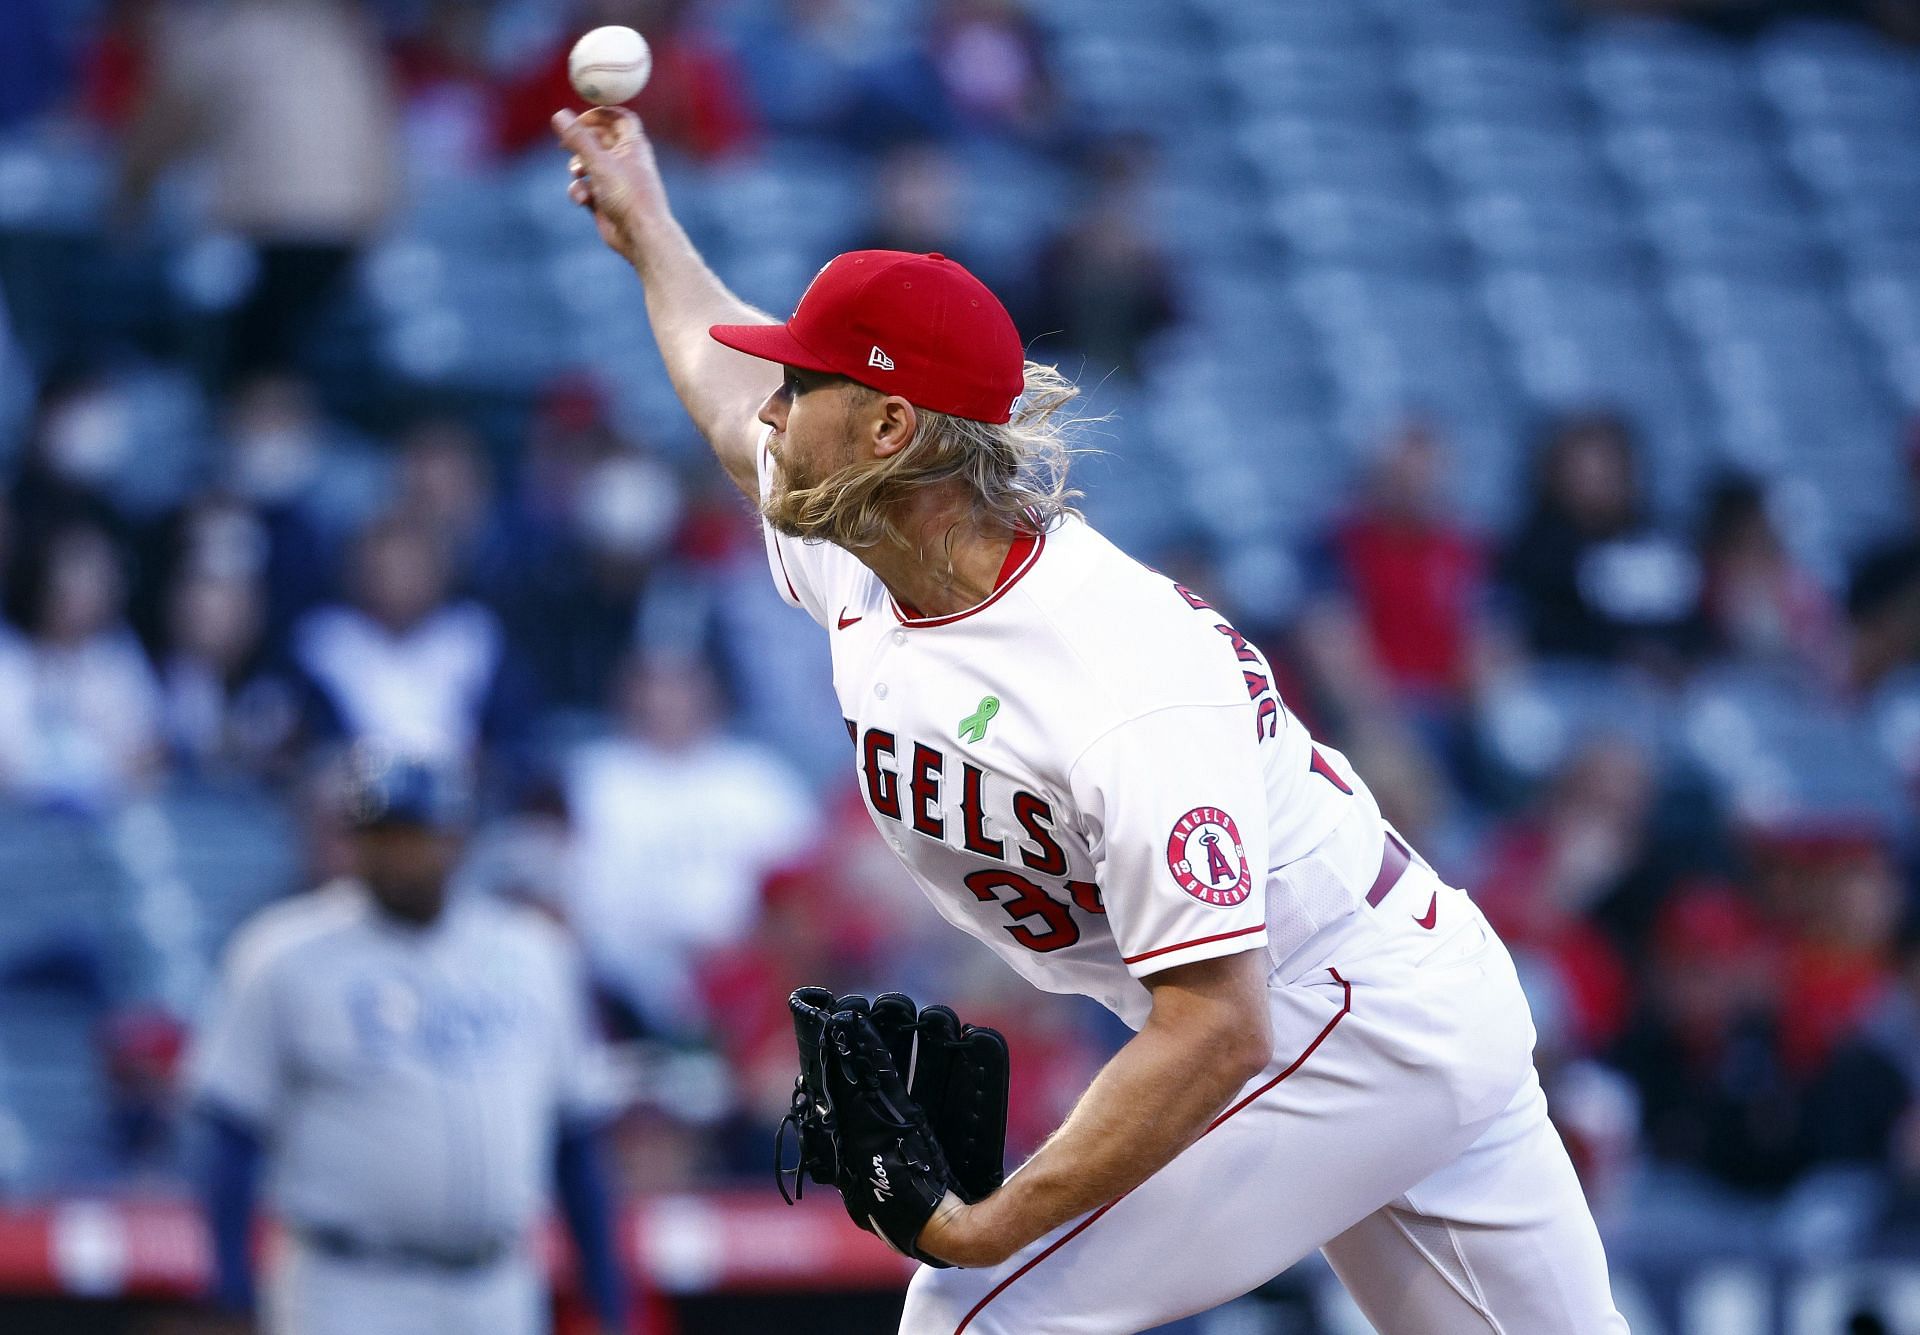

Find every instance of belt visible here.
[1364,831,1413,908]
[294,1225,513,1272]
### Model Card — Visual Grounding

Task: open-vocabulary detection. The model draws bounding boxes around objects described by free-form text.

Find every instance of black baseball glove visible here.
[776,988,1009,1266]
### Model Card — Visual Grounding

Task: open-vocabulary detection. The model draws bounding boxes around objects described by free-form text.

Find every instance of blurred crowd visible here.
[0,0,1918,1268]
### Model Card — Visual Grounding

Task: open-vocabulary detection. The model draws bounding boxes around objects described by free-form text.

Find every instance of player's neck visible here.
[859,487,1020,619]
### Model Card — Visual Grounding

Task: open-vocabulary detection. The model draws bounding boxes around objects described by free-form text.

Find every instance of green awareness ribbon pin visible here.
[958,695,1000,744]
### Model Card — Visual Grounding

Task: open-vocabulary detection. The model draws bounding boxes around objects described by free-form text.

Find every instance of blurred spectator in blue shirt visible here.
[0,0,66,129]
[500,399,688,711]
[741,0,950,149]
[394,416,509,596]
[292,515,536,774]
[214,373,383,632]
[157,567,305,782]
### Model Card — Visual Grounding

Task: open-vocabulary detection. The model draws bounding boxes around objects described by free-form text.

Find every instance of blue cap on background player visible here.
[341,746,473,832]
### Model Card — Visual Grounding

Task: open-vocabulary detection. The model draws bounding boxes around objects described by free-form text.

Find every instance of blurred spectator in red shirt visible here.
[1473,736,1649,1051]
[388,0,498,178]
[496,0,754,161]
[76,0,158,131]
[1748,828,1903,1077]
[1296,425,1503,842]
[1698,474,1845,686]
[1327,423,1497,703]
[1610,861,1912,1193]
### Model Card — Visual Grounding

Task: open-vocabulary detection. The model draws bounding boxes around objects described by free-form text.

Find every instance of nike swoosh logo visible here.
[837,610,862,629]
[1414,892,1438,931]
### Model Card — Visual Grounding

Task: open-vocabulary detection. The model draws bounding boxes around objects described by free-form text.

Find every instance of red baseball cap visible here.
[710,251,1026,424]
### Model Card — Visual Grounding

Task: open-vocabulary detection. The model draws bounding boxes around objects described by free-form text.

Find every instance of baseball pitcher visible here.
[555,105,1629,1335]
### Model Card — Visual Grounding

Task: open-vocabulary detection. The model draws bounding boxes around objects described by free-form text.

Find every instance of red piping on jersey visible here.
[1120,922,1266,966]
[891,527,1044,627]
[950,968,1354,1334]
[771,535,802,605]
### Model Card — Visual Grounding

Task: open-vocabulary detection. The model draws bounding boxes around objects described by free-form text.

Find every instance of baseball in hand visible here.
[568,25,652,105]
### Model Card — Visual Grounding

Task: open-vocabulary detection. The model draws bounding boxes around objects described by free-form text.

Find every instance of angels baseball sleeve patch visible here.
[1165,807,1252,907]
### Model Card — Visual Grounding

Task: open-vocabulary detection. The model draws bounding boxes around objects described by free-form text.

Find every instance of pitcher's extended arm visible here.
[554,107,777,497]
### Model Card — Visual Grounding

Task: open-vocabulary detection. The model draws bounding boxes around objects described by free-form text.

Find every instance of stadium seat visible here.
[1681,666,1909,832]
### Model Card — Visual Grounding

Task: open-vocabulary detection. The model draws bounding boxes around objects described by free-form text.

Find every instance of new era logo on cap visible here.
[707,251,1025,423]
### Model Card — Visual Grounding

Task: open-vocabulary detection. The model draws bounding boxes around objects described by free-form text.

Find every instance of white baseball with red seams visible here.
[756,432,1628,1333]
[567,26,651,106]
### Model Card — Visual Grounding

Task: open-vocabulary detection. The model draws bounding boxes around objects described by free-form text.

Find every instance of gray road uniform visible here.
[189,879,619,1335]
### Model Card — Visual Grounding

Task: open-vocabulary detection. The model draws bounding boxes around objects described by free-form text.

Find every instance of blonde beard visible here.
[761,450,873,546]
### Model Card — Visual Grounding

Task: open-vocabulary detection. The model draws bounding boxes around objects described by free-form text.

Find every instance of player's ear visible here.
[871,396,918,460]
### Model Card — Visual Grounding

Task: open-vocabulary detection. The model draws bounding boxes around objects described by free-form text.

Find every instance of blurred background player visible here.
[186,749,630,1335]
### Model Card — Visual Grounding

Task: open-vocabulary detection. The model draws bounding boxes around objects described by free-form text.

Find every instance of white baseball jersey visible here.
[754,440,1628,1335]
[757,437,1382,1028]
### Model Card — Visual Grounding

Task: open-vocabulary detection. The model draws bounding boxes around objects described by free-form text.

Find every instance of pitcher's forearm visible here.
[971,1007,1255,1246]
[917,949,1272,1268]
[623,212,777,494]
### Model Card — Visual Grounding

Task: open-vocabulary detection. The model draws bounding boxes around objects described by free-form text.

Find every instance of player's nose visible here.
[757,388,786,431]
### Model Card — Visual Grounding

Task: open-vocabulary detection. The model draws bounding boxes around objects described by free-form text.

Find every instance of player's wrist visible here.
[916,1194,1012,1269]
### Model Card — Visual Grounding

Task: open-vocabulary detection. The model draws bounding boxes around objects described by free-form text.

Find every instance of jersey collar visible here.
[890,525,1044,627]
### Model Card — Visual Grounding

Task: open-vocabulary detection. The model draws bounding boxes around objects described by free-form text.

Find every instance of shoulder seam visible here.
[1063,699,1253,793]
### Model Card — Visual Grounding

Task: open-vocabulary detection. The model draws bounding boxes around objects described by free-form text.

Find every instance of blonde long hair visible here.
[764,361,1090,553]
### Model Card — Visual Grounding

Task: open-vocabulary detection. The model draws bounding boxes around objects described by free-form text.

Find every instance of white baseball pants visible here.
[901,865,1630,1334]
